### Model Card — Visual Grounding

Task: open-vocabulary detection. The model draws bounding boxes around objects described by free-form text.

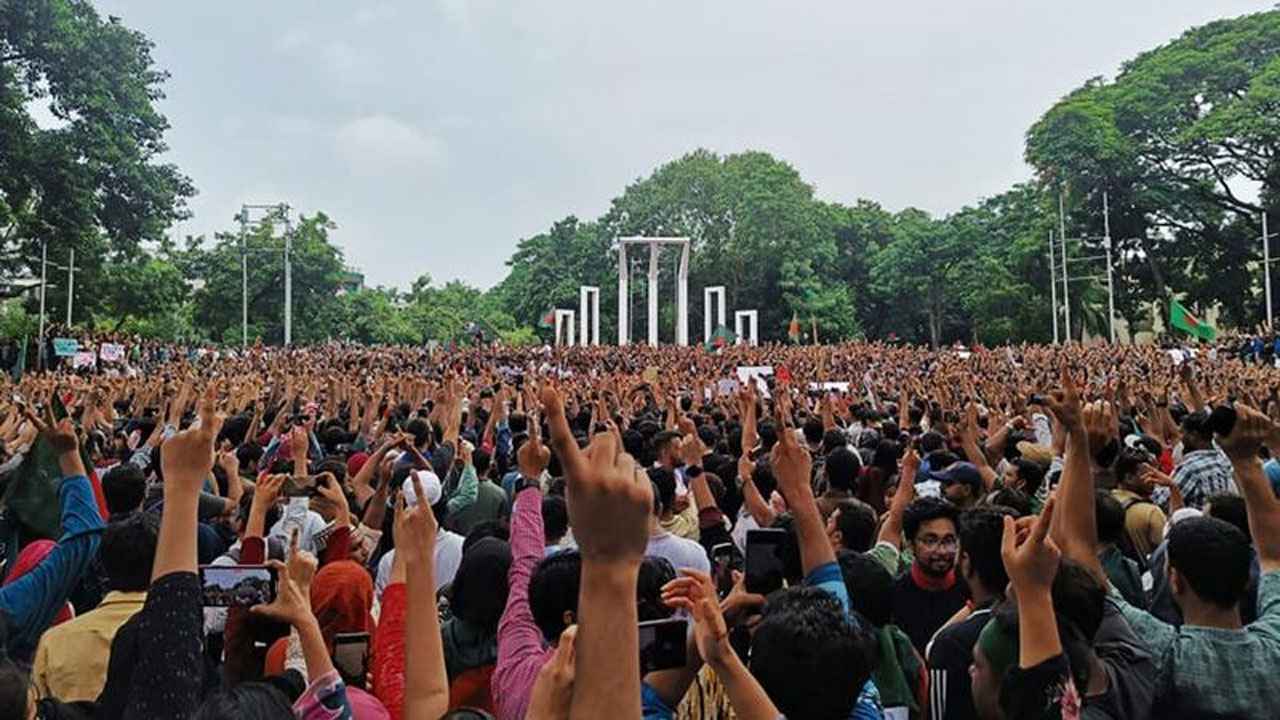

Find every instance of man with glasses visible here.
[891,497,967,654]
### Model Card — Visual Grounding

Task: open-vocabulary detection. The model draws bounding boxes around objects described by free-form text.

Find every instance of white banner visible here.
[99,343,125,363]
[73,351,97,369]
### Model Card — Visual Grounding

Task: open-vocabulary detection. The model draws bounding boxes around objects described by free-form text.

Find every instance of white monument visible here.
[553,309,576,347]
[617,237,690,346]
[734,310,759,346]
[703,285,726,344]
[578,286,600,346]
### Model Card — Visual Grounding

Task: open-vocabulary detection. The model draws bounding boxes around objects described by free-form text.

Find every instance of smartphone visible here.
[745,529,788,595]
[199,564,277,607]
[638,618,688,674]
[283,474,325,497]
[333,632,370,689]
[712,543,742,598]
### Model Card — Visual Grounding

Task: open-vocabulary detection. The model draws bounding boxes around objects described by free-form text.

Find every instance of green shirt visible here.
[1112,568,1280,718]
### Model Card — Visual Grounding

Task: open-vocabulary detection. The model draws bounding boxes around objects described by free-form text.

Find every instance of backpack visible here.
[1115,497,1153,573]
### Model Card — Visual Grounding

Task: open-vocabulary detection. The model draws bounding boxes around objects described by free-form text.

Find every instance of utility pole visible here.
[65,248,74,326]
[37,241,47,370]
[1265,211,1273,330]
[1103,192,1116,343]
[1048,230,1059,344]
[282,204,293,347]
[1059,191,1071,343]
[239,209,249,348]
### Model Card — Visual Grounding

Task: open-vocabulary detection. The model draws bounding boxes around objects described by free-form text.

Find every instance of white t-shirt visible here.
[375,527,465,600]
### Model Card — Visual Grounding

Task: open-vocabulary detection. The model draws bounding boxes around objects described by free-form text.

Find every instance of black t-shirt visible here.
[927,600,998,720]
[892,570,968,656]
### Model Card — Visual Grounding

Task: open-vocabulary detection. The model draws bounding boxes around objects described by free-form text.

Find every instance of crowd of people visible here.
[0,339,1278,719]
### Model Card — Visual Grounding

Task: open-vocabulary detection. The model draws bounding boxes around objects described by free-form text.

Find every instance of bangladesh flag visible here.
[705,325,736,351]
[1170,299,1216,342]
[0,395,107,544]
[538,308,556,329]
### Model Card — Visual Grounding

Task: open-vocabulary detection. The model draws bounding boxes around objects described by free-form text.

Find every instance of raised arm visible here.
[1218,406,1280,573]
[544,384,652,720]
[1041,366,1103,580]
[877,448,918,550]
[769,412,834,576]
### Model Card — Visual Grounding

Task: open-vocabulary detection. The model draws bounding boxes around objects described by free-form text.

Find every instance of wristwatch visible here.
[513,475,540,494]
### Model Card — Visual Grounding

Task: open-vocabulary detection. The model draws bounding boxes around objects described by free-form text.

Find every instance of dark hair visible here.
[1113,447,1148,487]
[1205,494,1252,542]
[542,496,569,544]
[1049,559,1107,691]
[652,430,682,460]
[1167,516,1251,609]
[832,499,877,552]
[902,497,960,542]
[100,511,161,592]
[802,417,825,445]
[462,521,510,554]
[0,659,30,720]
[825,447,861,493]
[451,538,512,631]
[637,556,677,622]
[750,586,874,720]
[837,550,893,627]
[648,467,677,515]
[193,682,294,719]
[102,464,147,515]
[822,429,847,455]
[1094,491,1126,545]
[529,550,582,642]
[1012,458,1046,497]
[958,506,1015,594]
[985,487,1032,517]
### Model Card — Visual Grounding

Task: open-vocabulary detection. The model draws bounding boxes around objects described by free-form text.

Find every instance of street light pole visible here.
[1265,211,1273,330]
[282,204,293,346]
[1048,231,1059,344]
[65,248,74,326]
[1103,192,1116,343]
[239,209,249,347]
[37,241,47,370]
[1059,191,1071,343]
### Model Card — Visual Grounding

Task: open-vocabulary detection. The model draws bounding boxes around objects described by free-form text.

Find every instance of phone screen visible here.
[333,632,369,689]
[712,543,742,598]
[745,529,787,595]
[199,565,277,607]
[638,618,688,674]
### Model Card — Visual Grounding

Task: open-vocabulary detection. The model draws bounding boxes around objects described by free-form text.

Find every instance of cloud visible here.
[334,115,445,172]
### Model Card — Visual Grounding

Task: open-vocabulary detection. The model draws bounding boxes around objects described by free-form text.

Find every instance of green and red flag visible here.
[538,308,556,329]
[0,394,107,544]
[705,324,736,351]
[1169,299,1215,342]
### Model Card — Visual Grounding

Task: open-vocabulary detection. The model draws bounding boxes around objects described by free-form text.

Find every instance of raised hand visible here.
[768,419,812,506]
[251,558,316,628]
[161,384,224,495]
[395,472,438,569]
[542,382,652,565]
[661,569,733,665]
[517,414,551,480]
[1044,364,1083,431]
[527,625,578,720]
[1001,496,1060,594]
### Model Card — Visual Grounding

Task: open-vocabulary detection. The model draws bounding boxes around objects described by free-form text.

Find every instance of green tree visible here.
[188,212,345,344]
[1,0,193,320]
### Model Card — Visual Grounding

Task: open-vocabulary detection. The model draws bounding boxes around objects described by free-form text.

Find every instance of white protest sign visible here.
[99,343,125,363]
[736,366,773,398]
[73,351,97,369]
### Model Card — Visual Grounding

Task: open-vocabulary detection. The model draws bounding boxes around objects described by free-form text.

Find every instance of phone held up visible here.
[333,632,370,689]
[198,564,278,607]
[745,528,787,596]
[638,618,688,674]
[711,542,743,599]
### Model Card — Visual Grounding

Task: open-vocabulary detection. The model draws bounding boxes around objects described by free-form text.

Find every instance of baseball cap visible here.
[930,462,983,491]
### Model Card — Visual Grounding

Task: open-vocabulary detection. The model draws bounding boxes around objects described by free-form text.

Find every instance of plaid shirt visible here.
[1113,570,1280,718]
[1164,448,1237,510]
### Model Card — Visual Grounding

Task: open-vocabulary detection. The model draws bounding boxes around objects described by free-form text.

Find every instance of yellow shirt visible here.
[32,591,147,702]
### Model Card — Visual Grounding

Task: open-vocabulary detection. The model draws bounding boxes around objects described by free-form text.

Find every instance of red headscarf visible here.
[264,560,375,676]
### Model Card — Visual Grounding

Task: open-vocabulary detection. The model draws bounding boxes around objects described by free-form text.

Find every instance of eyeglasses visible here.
[916,535,958,551]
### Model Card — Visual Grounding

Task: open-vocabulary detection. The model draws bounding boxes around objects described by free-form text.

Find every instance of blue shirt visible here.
[0,475,104,659]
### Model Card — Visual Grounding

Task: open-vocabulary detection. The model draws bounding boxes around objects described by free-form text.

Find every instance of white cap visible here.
[402,469,443,507]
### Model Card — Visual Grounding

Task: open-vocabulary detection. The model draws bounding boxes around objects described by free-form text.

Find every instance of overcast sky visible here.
[94,0,1271,290]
